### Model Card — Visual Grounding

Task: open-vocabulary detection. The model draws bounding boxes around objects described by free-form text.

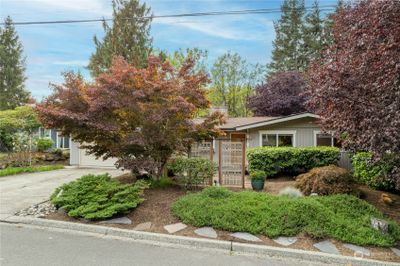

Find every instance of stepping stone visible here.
[164,222,187,234]
[194,227,217,238]
[133,222,152,231]
[99,216,132,225]
[273,236,298,246]
[391,247,400,257]
[230,232,261,242]
[343,243,370,257]
[313,240,340,255]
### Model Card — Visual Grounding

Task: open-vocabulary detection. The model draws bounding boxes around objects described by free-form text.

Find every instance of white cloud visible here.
[52,60,89,67]
[154,17,271,41]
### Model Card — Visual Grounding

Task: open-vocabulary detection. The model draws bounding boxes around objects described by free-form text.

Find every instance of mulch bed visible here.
[46,175,400,263]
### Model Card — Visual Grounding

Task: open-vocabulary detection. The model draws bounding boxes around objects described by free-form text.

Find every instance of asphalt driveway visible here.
[0,167,123,219]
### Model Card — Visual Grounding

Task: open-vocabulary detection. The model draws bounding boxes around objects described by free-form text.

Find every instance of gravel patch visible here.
[15,201,56,218]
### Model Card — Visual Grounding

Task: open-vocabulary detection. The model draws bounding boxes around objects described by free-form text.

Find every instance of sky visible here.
[1,0,338,100]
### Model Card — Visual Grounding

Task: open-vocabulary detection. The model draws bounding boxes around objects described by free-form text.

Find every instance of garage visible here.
[70,141,117,169]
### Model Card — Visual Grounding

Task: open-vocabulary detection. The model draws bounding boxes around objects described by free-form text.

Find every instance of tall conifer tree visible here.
[267,0,305,76]
[302,0,324,66]
[0,16,29,110]
[88,0,153,76]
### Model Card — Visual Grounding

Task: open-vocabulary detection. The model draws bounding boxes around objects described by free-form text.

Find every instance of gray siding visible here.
[246,117,321,148]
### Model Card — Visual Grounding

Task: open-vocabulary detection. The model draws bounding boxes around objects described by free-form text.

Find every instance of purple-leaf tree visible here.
[307,0,400,187]
[247,71,308,116]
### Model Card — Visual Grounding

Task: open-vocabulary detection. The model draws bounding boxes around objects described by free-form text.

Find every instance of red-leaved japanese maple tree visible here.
[247,71,308,116]
[36,56,224,179]
[307,0,400,187]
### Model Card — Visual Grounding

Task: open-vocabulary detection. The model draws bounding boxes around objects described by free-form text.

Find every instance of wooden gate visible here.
[218,140,245,188]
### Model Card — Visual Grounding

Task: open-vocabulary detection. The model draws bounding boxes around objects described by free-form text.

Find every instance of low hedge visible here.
[247,146,340,177]
[172,187,400,247]
[352,152,397,191]
[51,174,149,220]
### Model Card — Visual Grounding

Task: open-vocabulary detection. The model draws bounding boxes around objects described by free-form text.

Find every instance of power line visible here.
[1,6,336,26]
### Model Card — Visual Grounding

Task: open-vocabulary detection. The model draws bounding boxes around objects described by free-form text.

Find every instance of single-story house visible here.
[70,112,338,171]
[36,128,70,149]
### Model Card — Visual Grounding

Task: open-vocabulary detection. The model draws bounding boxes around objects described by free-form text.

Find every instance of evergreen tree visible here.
[302,0,324,66]
[88,0,153,76]
[267,0,305,76]
[0,16,29,110]
[321,0,345,48]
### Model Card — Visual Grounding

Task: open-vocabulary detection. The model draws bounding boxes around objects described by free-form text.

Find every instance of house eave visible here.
[234,113,320,131]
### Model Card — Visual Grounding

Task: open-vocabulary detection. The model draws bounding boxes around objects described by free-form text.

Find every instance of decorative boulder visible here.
[370,218,389,234]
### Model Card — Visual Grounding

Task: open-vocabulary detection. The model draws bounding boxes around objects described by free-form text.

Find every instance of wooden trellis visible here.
[218,140,245,188]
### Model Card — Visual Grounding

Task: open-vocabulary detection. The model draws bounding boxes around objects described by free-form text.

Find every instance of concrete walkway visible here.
[0,167,123,219]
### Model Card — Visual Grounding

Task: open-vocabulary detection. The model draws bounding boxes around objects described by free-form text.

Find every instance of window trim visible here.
[259,130,297,147]
[313,130,334,147]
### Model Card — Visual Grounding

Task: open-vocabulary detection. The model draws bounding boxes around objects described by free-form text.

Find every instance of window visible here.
[260,131,296,147]
[38,128,51,138]
[56,132,70,149]
[314,131,335,147]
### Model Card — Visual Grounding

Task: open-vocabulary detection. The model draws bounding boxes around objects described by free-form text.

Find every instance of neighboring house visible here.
[70,112,337,171]
[37,128,70,149]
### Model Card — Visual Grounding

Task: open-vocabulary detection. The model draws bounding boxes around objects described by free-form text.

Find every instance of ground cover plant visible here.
[0,164,64,177]
[247,146,340,177]
[51,174,149,220]
[172,187,400,247]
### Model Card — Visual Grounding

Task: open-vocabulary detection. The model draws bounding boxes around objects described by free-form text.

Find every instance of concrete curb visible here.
[2,216,398,266]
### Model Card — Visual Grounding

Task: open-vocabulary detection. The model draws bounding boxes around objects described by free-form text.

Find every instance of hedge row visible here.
[247,146,340,177]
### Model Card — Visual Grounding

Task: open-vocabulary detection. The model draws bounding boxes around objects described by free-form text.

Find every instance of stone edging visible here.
[1,216,398,266]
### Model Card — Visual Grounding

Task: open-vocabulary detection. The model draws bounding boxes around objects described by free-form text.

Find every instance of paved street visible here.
[0,167,123,219]
[0,223,324,266]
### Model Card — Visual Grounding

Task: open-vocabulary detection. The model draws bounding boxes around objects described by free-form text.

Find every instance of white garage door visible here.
[79,149,117,168]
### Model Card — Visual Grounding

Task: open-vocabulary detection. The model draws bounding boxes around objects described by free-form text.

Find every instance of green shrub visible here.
[35,138,53,152]
[172,188,400,247]
[247,146,340,177]
[352,152,396,190]
[167,157,217,189]
[0,165,64,177]
[50,174,149,220]
[150,176,175,188]
[249,170,266,181]
[296,165,357,196]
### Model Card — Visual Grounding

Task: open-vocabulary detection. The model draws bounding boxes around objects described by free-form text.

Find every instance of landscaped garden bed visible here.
[39,173,400,263]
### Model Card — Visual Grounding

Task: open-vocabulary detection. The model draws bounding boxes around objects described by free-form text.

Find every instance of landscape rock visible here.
[343,243,370,257]
[273,236,298,246]
[57,207,67,215]
[133,222,152,231]
[194,227,218,238]
[164,223,187,234]
[99,216,132,225]
[230,232,261,242]
[370,218,388,233]
[391,247,400,257]
[313,240,340,255]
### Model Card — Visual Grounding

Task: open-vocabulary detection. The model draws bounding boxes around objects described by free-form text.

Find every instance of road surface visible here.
[0,223,325,266]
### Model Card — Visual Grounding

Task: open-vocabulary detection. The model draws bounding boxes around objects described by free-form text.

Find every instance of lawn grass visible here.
[172,187,400,247]
[0,165,64,177]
